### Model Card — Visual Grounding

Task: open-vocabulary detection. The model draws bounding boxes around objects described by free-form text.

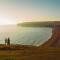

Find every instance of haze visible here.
[0,0,60,25]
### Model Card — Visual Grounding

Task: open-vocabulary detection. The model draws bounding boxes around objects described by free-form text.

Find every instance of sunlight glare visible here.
[0,16,15,25]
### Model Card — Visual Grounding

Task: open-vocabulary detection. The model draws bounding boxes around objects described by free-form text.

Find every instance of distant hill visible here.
[17,21,60,27]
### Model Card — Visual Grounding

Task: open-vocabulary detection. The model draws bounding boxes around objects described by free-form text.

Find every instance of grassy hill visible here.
[18,21,60,27]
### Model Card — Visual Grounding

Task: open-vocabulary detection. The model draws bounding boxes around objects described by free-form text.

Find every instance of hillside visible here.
[0,46,60,60]
[18,21,60,27]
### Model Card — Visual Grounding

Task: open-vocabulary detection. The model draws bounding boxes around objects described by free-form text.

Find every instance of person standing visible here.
[5,38,7,45]
[7,37,10,45]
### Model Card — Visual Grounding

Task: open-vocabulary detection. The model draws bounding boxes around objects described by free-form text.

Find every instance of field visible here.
[0,46,60,60]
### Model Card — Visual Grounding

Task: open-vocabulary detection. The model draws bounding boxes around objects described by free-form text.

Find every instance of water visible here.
[0,25,52,46]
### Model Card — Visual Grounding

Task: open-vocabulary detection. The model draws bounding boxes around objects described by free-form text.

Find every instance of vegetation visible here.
[0,47,60,60]
[18,21,60,27]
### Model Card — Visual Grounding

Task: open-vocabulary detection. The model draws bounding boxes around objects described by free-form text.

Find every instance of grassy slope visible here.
[0,46,60,60]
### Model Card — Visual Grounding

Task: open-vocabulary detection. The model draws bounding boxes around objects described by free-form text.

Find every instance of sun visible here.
[0,20,11,25]
[0,15,23,25]
[0,20,14,25]
[0,16,16,25]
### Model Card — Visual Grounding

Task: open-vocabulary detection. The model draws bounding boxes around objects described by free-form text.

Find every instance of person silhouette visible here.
[5,38,7,45]
[7,37,10,45]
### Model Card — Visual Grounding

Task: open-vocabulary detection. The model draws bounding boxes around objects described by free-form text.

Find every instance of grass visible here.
[0,46,60,60]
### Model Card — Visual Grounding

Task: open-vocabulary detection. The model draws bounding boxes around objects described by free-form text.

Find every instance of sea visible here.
[0,25,52,46]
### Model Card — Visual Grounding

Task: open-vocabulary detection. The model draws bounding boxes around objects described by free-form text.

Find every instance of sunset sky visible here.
[0,0,60,25]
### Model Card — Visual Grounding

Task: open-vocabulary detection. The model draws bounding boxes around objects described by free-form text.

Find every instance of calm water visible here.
[0,25,52,46]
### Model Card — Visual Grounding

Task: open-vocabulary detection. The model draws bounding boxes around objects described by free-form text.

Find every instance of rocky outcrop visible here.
[41,27,60,47]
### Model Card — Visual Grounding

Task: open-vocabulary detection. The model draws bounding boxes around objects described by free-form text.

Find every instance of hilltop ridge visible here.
[18,21,60,27]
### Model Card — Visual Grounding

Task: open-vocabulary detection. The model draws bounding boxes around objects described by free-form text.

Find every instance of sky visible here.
[0,0,60,25]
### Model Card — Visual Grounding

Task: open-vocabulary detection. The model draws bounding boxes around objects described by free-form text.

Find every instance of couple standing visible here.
[5,37,10,45]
